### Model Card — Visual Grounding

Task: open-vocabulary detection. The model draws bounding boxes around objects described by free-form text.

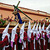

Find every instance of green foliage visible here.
[0,19,6,26]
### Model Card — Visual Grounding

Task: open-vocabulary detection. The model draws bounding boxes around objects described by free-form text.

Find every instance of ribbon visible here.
[43,33,45,38]
[47,34,49,38]
[11,41,13,48]
[19,38,22,43]
[28,36,30,42]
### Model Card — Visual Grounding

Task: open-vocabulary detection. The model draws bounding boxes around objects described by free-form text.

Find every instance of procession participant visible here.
[46,24,50,49]
[38,23,42,50]
[41,23,45,50]
[2,23,10,50]
[42,23,47,50]
[42,24,50,50]
[0,35,8,48]
[30,23,36,50]
[11,23,19,50]
[24,31,28,50]
[19,22,25,50]
[35,23,40,50]
[27,21,31,50]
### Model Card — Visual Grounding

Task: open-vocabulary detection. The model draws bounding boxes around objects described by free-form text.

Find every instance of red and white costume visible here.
[2,23,10,50]
[11,23,19,50]
[19,22,25,50]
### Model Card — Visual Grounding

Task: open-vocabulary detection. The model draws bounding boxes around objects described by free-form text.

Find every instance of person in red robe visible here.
[11,23,19,50]
[2,23,10,50]
[14,34,18,50]
[46,25,50,49]
[24,31,28,50]
[30,32,34,50]
[19,22,25,50]
[27,21,32,50]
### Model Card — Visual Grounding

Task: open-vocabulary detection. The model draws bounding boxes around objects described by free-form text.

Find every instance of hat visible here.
[13,23,19,32]
[32,23,36,31]
[46,24,50,30]
[39,23,41,33]
[2,23,10,41]
[3,23,10,33]
[35,23,39,31]
[11,23,19,42]
[42,23,45,31]
[20,22,25,40]
[30,23,36,33]
[27,21,31,39]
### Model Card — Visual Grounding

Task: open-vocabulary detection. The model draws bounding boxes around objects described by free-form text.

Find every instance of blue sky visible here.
[0,0,50,13]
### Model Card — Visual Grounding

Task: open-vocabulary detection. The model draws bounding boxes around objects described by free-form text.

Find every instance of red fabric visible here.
[3,36,9,50]
[0,41,4,47]
[14,34,18,50]
[0,36,9,47]
[24,32,28,50]
[43,40,47,50]
[5,47,10,50]
[35,40,38,50]
[38,34,42,50]
[40,39,43,50]
[30,33,34,50]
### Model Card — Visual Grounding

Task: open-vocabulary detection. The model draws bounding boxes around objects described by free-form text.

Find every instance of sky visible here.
[0,0,50,14]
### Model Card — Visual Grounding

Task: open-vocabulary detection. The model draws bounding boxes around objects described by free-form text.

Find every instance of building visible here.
[0,2,50,22]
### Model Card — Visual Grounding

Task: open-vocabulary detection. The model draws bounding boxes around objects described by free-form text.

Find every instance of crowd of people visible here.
[0,21,50,50]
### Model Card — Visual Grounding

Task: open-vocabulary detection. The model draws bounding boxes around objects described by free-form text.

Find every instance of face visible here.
[13,8,18,15]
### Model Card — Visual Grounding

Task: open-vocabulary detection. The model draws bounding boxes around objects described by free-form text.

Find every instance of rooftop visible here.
[0,2,50,17]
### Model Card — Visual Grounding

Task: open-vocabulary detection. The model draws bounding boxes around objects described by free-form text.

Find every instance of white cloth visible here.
[11,23,19,42]
[20,22,25,41]
[14,44,16,50]
[2,23,10,50]
[34,38,35,49]
[27,21,31,42]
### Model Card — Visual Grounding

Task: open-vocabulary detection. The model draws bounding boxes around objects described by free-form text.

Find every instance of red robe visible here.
[42,31,48,50]
[30,32,34,50]
[35,33,39,50]
[24,31,28,50]
[0,36,10,50]
[14,34,18,50]
[38,33,42,50]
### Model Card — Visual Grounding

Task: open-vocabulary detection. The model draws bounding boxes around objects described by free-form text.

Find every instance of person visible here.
[11,23,19,50]
[13,8,23,24]
[2,23,10,50]
[19,22,25,50]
